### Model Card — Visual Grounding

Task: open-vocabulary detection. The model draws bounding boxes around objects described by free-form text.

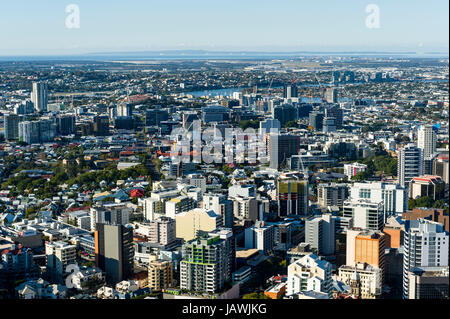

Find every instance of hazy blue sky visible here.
[0,0,448,55]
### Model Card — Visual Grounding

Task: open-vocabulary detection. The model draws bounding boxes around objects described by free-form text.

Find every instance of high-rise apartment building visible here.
[31,81,48,112]
[402,219,449,298]
[148,255,174,292]
[4,113,21,141]
[398,144,424,189]
[179,235,229,294]
[148,217,176,247]
[417,124,437,159]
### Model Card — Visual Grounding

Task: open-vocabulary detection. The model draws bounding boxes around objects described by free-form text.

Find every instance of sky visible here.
[0,0,448,56]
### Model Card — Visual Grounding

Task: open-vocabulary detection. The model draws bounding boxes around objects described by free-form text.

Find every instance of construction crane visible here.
[313,73,324,104]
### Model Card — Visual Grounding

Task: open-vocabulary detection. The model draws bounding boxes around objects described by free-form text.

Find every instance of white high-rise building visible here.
[305,214,336,256]
[244,221,275,255]
[31,81,48,112]
[398,144,424,189]
[417,124,437,159]
[349,182,408,220]
[343,199,384,231]
[402,219,449,299]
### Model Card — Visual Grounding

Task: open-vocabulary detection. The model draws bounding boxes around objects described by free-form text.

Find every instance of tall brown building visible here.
[355,231,386,283]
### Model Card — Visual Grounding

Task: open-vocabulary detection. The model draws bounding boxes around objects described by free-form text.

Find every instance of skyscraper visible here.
[305,214,336,256]
[417,124,437,159]
[268,133,300,169]
[402,219,449,299]
[179,235,229,294]
[95,223,134,284]
[31,81,48,112]
[4,114,21,141]
[277,172,309,217]
[398,144,424,189]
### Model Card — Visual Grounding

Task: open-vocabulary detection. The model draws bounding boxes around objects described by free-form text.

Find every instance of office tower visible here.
[148,256,173,292]
[273,105,297,127]
[268,133,300,169]
[409,175,445,200]
[322,116,336,133]
[244,221,275,255]
[182,111,199,130]
[259,118,281,135]
[108,105,117,120]
[57,115,76,135]
[202,193,233,228]
[338,263,382,299]
[354,231,386,282]
[325,105,343,129]
[145,109,169,126]
[31,81,48,112]
[324,87,338,103]
[305,214,336,256]
[343,199,384,231]
[95,223,134,285]
[309,111,324,131]
[175,208,222,242]
[317,183,349,208]
[93,115,110,136]
[45,241,76,284]
[4,114,20,141]
[201,105,230,123]
[406,266,449,299]
[349,182,408,221]
[18,121,40,144]
[332,71,341,84]
[148,217,176,247]
[116,103,133,117]
[402,219,449,298]
[417,125,437,159]
[287,254,333,298]
[179,235,229,294]
[277,172,309,217]
[398,144,424,189]
[297,103,313,118]
[433,154,449,184]
[283,84,298,99]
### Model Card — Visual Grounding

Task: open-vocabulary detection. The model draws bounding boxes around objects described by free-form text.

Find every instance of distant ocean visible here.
[0,51,448,62]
